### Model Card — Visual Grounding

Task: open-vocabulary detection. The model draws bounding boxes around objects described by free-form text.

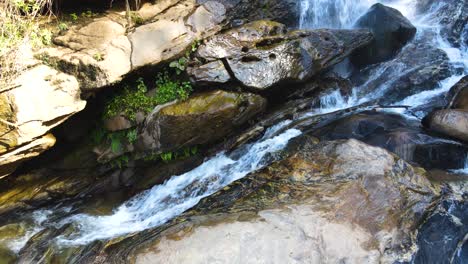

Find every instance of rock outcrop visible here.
[313,111,468,170]
[39,0,300,92]
[137,90,266,153]
[188,20,373,91]
[0,65,86,177]
[351,3,417,67]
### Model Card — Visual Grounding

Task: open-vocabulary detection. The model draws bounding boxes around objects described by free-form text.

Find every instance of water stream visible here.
[4,0,468,253]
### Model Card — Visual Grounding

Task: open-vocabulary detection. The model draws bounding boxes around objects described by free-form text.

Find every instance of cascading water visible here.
[299,0,375,29]
[59,123,301,245]
[3,0,468,253]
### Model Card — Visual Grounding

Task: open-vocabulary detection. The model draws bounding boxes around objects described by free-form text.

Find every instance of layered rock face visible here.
[188,20,373,90]
[0,65,86,177]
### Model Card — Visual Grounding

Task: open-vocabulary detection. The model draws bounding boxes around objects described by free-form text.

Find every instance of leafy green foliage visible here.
[93,52,104,61]
[130,12,144,25]
[70,13,78,21]
[154,73,192,104]
[169,57,188,75]
[57,22,68,32]
[104,74,192,121]
[169,40,201,75]
[103,78,154,121]
[160,146,199,163]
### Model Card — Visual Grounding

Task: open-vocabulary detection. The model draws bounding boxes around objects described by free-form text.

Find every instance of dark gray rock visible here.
[313,111,468,171]
[351,3,417,68]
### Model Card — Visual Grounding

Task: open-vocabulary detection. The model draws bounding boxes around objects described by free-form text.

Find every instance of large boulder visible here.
[447,75,468,109]
[351,3,417,68]
[423,109,468,143]
[188,20,373,91]
[136,90,266,155]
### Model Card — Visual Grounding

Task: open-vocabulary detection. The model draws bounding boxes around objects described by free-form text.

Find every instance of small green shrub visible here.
[169,40,200,75]
[154,72,192,104]
[93,52,104,61]
[104,74,192,121]
[57,22,68,32]
[130,12,144,25]
[70,13,78,21]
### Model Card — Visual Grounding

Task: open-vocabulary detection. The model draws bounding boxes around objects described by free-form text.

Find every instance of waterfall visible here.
[299,0,376,29]
[3,0,468,252]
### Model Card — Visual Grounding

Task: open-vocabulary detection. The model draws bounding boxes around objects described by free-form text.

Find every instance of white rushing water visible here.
[4,0,468,251]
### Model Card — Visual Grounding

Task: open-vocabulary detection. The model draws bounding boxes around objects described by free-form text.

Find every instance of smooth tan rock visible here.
[136,205,381,264]
[7,65,86,147]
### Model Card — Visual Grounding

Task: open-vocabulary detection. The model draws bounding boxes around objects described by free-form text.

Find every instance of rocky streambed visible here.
[0,0,466,263]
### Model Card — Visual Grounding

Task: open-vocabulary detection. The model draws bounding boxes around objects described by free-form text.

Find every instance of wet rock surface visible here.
[417,0,468,47]
[423,109,468,143]
[447,75,468,110]
[351,3,417,68]
[352,39,453,104]
[410,186,467,264]
[189,20,373,90]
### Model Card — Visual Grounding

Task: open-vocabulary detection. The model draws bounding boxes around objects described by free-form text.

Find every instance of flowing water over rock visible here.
[1,0,468,262]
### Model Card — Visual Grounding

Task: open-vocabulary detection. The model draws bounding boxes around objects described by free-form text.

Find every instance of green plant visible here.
[103,74,192,121]
[126,129,138,143]
[58,22,68,32]
[160,152,173,162]
[0,0,54,83]
[103,78,154,120]
[169,57,188,75]
[130,12,144,25]
[93,52,104,61]
[81,10,94,18]
[169,40,200,75]
[154,72,192,104]
[70,13,78,21]
[111,155,130,169]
